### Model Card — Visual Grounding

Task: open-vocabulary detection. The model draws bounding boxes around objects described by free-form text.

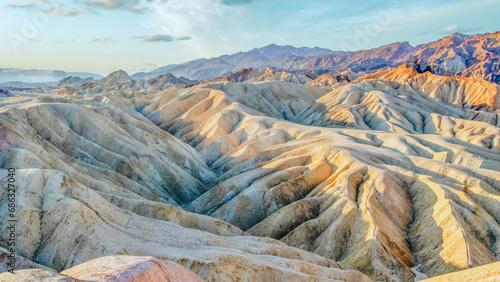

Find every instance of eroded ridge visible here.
[0,75,498,281]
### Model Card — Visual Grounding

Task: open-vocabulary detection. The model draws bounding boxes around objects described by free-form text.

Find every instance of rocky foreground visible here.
[0,62,499,281]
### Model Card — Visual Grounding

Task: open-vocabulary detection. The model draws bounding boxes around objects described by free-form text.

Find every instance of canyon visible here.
[0,33,499,281]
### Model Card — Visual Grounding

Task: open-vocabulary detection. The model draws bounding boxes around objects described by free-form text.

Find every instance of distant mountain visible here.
[54,70,195,95]
[218,44,338,67]
[54,76,96,88]
[133,44,338,81]
[273,41,414,73]
[206,67,315,84]
[135,32,500,83]
[0,68,104,83]
[147,73,195,88]
[273,32,500,83]
[99,69,134,86]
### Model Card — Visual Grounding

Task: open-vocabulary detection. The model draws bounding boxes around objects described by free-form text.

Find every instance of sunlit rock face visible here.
[357,63,500,110]
[0,62,499,281]
[421,261,500,282]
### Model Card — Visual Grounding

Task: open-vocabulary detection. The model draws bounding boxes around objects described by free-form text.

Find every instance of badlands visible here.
[1,37,500,281]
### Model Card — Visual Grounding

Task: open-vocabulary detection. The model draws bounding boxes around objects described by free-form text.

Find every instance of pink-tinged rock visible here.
[61,256,205,282]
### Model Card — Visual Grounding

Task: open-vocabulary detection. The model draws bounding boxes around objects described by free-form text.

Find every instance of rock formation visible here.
[61,256,206,281]
[51,70,195,96]
[0,42,499,281]
[139,80,499,281]
[208,67,313,84]
[356,63,500,110]
[54,76,96,88]
[0,249,206,281]
[0,93,370,281]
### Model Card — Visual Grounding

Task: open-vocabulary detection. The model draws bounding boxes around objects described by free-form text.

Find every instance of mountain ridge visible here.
[134,32,500,83]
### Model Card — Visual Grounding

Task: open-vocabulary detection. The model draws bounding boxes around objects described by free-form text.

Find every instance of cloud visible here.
[79,0,154,13]
[4,1,82,16]
[57,39,77,44]
[132,34,177,42]
[443,24,481,35]
[3,0,169,15]
[90,37,118,43]
[216,0,252,5]
[444,24,459,33]
[44,7,81,17]
[4,2,37,9]
[3,0,255,18]
[176,36,191,41]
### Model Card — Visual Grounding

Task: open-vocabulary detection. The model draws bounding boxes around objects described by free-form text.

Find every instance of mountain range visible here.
[0,32,500,281]
[3,32,499,87]
[134,32,500,84]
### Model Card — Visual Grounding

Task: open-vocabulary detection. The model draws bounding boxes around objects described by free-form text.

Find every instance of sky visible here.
[1,0,500,76]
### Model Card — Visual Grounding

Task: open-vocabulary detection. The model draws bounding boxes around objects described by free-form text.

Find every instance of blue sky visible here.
[1,0,499,75]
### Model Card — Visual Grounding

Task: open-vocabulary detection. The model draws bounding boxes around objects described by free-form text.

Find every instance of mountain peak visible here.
[100,69,133,85]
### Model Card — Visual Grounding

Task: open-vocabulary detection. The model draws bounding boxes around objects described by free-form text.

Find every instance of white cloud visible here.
[143,0,253,57]
[132,34,175,42]
[4,2,37,9]
[90,37,117,43]
[4,0,252,15]
[442,24,481,35]
[444,24,459,33]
